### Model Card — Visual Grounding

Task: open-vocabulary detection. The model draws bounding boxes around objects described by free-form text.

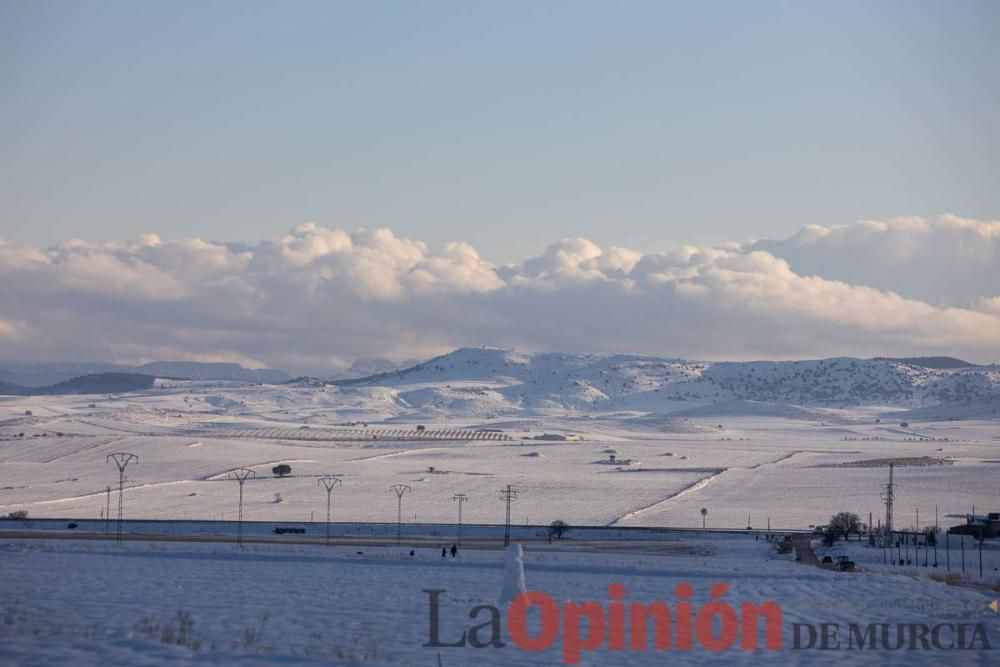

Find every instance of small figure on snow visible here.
[441,547,447,558]
[409,549,415,557]
[450,544,458,558]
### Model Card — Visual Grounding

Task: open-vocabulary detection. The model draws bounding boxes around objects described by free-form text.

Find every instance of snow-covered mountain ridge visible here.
[339,347,1000,416]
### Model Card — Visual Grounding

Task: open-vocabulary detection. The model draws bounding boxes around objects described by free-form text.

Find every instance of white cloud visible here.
[748,214,1000,305]
[1,215,998,373]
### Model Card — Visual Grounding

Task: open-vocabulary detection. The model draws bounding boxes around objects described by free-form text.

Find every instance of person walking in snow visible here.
[450,544,457,558]
[441,547,447,558]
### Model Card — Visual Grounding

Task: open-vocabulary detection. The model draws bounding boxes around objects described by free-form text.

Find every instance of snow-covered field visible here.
[1,352,998,531]
[2,349,999,664]
[1,534,997,665]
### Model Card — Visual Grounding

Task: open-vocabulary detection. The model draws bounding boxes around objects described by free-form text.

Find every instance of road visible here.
[792,536,826,568]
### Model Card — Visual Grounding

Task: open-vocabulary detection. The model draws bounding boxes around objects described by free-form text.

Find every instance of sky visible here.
[1,2,998,372]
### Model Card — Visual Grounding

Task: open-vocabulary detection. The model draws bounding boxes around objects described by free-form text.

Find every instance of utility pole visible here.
[318,476,342,546]
[881,463,895,540]
[453,494,468,546]
[106,453,138,546]
[946,530,950,571]
[961,531,966,575]
[228,467,255,548]
[390,484,411,546]
[105,485,111,535]
[931,513,937,566]
[499,485,519,547]
[979,528,984,578]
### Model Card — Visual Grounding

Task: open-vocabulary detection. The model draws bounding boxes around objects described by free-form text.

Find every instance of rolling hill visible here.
[0,373,156,396]
[336,347,1000,418]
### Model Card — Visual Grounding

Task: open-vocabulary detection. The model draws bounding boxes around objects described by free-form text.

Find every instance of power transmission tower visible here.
[499,485,519,547]
[390,484,411,545]
[880,463,895,542]
[453,494,468,546]
[318,476,342,545]
[106,453,137,545]
[228,467,255,548]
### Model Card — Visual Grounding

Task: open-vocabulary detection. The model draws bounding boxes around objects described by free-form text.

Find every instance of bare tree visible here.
[548,519,569,543]
[829,511,862,540]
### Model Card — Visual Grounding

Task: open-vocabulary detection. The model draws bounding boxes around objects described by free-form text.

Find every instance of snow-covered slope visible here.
[339,347,1000,418]
[3,349,997,421]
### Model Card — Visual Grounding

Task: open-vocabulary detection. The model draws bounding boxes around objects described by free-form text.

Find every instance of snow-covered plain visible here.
[1,348,998,531]
[2,348,1000,665]
[1,535,997,665]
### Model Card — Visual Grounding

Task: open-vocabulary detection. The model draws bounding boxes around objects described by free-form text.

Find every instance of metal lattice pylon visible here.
[318,476,342,545]
[106,453,138,545]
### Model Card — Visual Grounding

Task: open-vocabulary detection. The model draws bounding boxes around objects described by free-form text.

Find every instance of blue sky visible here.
[2,0,997,261]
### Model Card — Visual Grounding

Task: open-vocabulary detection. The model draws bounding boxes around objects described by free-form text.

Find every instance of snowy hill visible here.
[338,347,1000,418]
[3,348,997,418]
[0,361,290,386]
[0,372,156,396]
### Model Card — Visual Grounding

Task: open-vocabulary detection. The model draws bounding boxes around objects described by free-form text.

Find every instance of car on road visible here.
[835,556,857,572]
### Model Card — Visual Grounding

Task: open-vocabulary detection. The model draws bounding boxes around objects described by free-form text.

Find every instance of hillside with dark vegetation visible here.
[0,373,156,396]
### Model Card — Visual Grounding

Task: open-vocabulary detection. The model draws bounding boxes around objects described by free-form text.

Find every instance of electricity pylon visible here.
[318,476,342,545]
[106,453,138,545]
[390,484,411,545]
[228,467,255,548]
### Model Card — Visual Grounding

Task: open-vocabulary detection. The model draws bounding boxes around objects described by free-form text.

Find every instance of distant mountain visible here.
[0,361,291,386]
[4,349,998,416]
[0,373,156,396]
[0,362,122,387]
[0,379,27,395]
[337,347,1000,417]
[134,362,290,384]
[327,357,421,381]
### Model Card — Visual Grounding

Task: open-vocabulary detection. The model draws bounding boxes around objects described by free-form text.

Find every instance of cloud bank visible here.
[1,215,998,373]
[748,215,1000,305]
